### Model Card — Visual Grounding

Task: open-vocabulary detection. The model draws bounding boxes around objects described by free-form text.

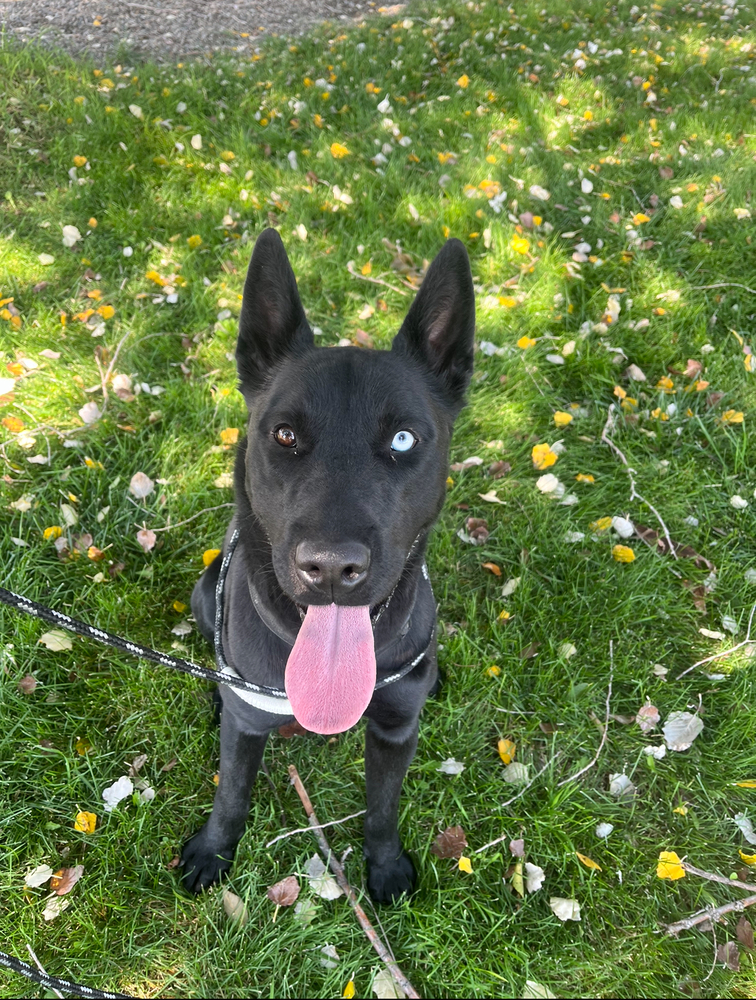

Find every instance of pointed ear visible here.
[236,228,313,401]
[391,239,475,409]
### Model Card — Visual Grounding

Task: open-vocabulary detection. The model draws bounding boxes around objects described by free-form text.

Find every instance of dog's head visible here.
[236,228,475,611]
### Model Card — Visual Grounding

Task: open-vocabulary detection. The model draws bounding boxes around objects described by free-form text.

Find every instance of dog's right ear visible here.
[236,229,313,402]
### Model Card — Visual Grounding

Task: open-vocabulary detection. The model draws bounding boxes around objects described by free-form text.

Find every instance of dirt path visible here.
[0,0,382,61]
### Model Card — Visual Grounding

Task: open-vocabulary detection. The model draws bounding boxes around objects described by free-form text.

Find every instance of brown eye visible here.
[274,425,297,448]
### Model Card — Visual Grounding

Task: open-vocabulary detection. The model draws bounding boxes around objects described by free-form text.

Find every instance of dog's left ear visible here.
[236,228,313,402]
[391,238,475,409]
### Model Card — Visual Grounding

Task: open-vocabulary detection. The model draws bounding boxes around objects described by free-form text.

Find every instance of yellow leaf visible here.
[498,739,516,764]
[531,443,558,470]
[487,664,501,676]
[576,852,602,871]
[511,860,524,897]
[556,95,569,107]
[745,355,754,373]
[330,142,350,159]
[583,109,593,121]
[220,150,235,161]
[517,335,536,349]
[361,261,372,276]
[673,805,688,816]
[220,427,239,445]
[457,74,470,89]
[532,215,542,226]
[613,385,627,399]
[590,517,613,532]
[612,544,636,563]
[553,411,573,428]
[657,851,685,880]
[74,811,97,834]
[73,155,88,167]
[88,217,98,228]
[75,737,92,755]
[145,270,165,286]
[187,235,202,249]
[202,548,221,567]
[43,526,63,540]
[499,296,517,308]
[656,375,674,391]
[722,409,744,425]
[173,600,187,613]
[632,213,651,224]
[736,781,756,788]
[498,610,511,621]
[84,457,103,470]
[511,235,530,255]
[739,850,756,865]
[2,415,24,433]
[343,982,356,1000]
[575,474,595,484]
[96,305,114,320]
[442,225,450,238]
[458,856,472,873]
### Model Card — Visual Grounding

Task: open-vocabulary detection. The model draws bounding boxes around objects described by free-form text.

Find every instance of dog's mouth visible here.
[285,604,376,735]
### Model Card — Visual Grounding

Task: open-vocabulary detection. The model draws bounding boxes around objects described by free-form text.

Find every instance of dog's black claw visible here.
[367,851,417,904]
[180,830,234,894]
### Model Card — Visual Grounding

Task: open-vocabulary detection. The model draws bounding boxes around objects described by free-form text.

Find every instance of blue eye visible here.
[391,430,416,452]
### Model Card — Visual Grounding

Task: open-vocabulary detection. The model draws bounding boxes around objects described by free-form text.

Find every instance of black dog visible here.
[181,229,475,903]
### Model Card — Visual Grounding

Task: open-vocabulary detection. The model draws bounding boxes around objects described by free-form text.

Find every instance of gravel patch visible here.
[0,0,382,61]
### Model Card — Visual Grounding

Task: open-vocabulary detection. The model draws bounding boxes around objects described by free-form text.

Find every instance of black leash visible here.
[0,952,132,998]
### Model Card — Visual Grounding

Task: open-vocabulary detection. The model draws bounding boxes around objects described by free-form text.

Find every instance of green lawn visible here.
[2,1,756,996]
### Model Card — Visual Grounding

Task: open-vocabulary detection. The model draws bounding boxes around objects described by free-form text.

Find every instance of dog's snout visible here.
[295,541,371,598]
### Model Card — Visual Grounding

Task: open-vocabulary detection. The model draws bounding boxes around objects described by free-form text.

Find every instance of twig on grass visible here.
[666,893,756,936]
[601,405,677,559]
[287,765,420,1000]
[474,753,562,854]
[346,261,409,296]
[557,641,614,788]
[676,602,756,679]
[694,282,756,296]
[682,863,756,894]
[149,503,235,533]
[265,808,366,848]
[26,946,63,1000]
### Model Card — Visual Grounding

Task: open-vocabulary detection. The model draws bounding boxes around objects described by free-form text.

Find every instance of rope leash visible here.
[0,952,132,998]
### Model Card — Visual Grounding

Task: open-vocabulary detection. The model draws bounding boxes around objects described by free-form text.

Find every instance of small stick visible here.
[474,754,561,854]
[288,765,420,1000]
[666,893,756,936]
[265,809,366,848]
[676,602,756,679]
[346,261,409,296]
[601,406,677,558]
[26,946,63,1000]
[694,282,756,296]
[682,862,756,894]
[150,503,235,533]
[557,642,614,788]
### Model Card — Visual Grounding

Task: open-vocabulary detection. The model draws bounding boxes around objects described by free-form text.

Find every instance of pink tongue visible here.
[285,604,376,735]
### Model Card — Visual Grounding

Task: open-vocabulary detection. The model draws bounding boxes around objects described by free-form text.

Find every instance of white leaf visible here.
[643,744,667,760]
[625,363,646,381]
[78,401,101,425]
[60,503,78,526]
[222,888,248,925]
[562,340,576,357]
[564,531,585,543]
[669,195,683,209]
[214,472,234,488]
[42,897,70,922]
[136,528,156,552]
[320,944,340,969]
[438,758,465,775]
[478,490,505,504]
[176,101,187,114]
[549,896,581,922]
[559,493,578,506]
[746,568,756,585]
[558,642,577,659]
[529,184,550,201]
[722,615,739,635]
[377,96,392,114]
[306,855,343,899]
[731,495,749,510]
[503,762,529,784]
[581,178,593,194]
[27,453,50,465]
[40,349,61,360]
[536,473,562,495]
[663,711,703,751]
[62,225,81,247]
[372,968,403,999]
[545,353,565,365]
[699,628,725,640]
[129,104,143,119]
[295,223,308,241]
[524,862,545,893]
[595,822,614,839]
[25,864,54,888]
[191,133,202,150]
[609,773,636,798]
[139,785,156,802]
[9,495,33,512]
[129,471,155,499]
[171,620,192,636]
[735,813,756,845]
[0,376,16,394]
[522,981,557,999]
[38,253,55,266]
[502,576,521,597]
[39,630,73,651]
[102,775,134,812]
[611,516,634,539]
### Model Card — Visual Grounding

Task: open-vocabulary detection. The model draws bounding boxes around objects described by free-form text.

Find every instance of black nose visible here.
[294,541,371,598]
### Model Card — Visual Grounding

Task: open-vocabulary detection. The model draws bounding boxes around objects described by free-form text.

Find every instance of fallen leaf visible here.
[482,561,502,576]
[458,856,473,874]
[42,897,70,922]
[74,811,97,834]
[17,673,37,694]
[576,852,601,871]
[438,758,465,775]
[735,814,756,845]
[522,981,557,999]
[498,739,516,764]
[596,822,614,839]
[549,896,581,921]
[657,851,685,880]
[736,782,756,789]
[203,548,221,566]
[307,854,344,899]
[50,865,84,895]
[510,860,524,897]
[102,775,133,812]
[343,982,356,1000]
[129,471,155,499]
[431,825,468,859]
[519,643,540,660]
[136,528,156,552]
[502,577,521,597]
[609,773,636,799]
[24,864,54,888]
[612,545,636,563]
[737,916,754,951]
[171,620,192,636]
[525,862,545,893]
[222,888,248,925]
[553,411,573,428]
[663,711,704,752]
[266,875,300,906]
[39,630,73,652]
[509,838,525,858]
[739,850,756,865]
[636,702,660,734]
[503,762,529,784]
[372,968,403,999]
[532,443,558,470]
[717,941,740,972]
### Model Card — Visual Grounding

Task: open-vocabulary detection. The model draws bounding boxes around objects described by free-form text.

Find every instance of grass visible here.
[1,0,756,995]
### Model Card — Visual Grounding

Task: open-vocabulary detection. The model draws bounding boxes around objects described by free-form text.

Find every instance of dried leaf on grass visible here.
[307,855,343,900]
[431,825,468,860]
[525,862,545,893]
[576,852,601,872]
[636,702,660,734]
[42,897,70,922]
[717,941,740,972]
[372,968,403,999]
[39,630,73,652]
[522,982,557,999]
[549,897,581,922]
[657,851,685,880]
[50,865,84,895]
[266,875,300,906]
[662,711,704,752]
[737,917,754,951]
[222,888,248,926]
[129,471,155,499]
[24,864,53,888]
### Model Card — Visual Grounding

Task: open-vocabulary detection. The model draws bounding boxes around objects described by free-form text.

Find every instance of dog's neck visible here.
[232,441,430,654]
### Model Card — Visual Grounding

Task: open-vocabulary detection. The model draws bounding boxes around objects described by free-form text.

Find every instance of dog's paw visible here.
[367,851,417,904]
[180,829,234,894]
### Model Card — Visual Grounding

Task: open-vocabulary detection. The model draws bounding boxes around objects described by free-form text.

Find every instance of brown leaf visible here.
[609,714,635,725]
[17,673,37,695]
[634,524,659,546]
[278,720,309,738]
[32,281,49,293]
[539,721,558,734]
[482,562,501,577]
[509,838,525,858]
[160,757,178,771]
[353,329,374,348]
[465,517,489,543]
[489,460,511,479]
[737,916,754,951]
[136,528,156,553]
[266,875,300,906]
[108,561,125,578]
[166,855,181,869]
[519,642,541,660]
[128,754,147,776]
[706,391,724,409]
[640,239,656,250]
[659,166,674,180]
[72,532,93,554]
[636,702,660,734]
[682,580,707,613]
[50,865,84,895]
[684,359,703,379]
[693,217,707,234]
[716,941,739,971]
[431,825,468,860]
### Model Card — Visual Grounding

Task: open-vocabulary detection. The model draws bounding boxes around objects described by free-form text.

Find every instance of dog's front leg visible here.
[181,704,268,893]
[363,716,419,903]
